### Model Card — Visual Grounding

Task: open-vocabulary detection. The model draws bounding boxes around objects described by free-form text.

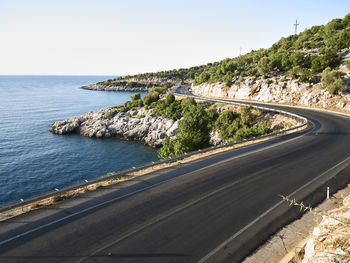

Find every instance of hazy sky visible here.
[0,0,349,75]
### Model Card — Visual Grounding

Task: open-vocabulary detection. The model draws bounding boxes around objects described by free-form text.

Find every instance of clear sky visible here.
[0,0,349,75]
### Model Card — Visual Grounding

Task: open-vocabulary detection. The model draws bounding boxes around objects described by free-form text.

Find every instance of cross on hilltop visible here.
[294,20,299,35]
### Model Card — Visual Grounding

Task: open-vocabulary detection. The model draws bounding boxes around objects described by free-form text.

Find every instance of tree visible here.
[240,106,256,127]
[224,74,233,87]
[290,52,305,67]
[258,57,273,75]
[158,104,210,158]
[299,68,313,83]
[311,56,323,73]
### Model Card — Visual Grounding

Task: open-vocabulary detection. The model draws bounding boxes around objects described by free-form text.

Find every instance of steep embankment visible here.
[191,50,350,112]
[301,194,350,262]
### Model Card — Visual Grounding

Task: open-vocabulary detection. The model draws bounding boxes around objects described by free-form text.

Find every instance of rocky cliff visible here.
[191,53,350,113]
[51,108,178,147]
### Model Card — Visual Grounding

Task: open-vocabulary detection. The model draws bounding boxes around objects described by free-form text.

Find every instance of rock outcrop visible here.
[191,52,350,113]
[191,76,350,113]
[301,194,350,262]
[51,104,301,148]
[51,108,178,147]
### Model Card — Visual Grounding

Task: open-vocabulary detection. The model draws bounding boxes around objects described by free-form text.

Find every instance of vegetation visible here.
[98,13,349,91]
[321,67,345,94]
[158,103,211,158]
[112,92,273,158]
[100,14,350,158]
[215,107,271,142]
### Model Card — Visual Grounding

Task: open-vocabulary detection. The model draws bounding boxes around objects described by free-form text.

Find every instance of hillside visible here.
[87,14,350,94]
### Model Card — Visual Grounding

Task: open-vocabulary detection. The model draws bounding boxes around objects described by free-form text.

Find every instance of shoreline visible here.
[0,122,309,222]
[1,94,308,220]
[81,83,148,92]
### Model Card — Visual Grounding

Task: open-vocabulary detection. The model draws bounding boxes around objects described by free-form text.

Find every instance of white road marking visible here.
[198,154,350,263]
[0,125,314,250]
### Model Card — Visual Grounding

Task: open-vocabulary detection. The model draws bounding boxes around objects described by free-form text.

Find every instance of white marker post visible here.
[327,187,330,199]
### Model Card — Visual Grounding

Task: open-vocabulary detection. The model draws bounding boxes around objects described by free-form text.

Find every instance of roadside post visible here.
[327,187,330,199]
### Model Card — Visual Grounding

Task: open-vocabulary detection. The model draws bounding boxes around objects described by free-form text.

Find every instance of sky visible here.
[0,0,349,76]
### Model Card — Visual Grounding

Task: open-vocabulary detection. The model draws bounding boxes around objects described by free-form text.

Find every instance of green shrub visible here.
[225,75,233,86]
[299,68,314,83]
[105,110,117,120]
[131,93,141,102]
[288,66,301,79]
[321,67,344,94]
[258,57,273,75]
[131,99,143,108]
[165,93,175,105]
[158,104,210,158]
[240,106,257,127]
[232,121,271,141]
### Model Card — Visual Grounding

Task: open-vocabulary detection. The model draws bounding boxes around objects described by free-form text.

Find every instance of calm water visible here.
[0,75,158,206]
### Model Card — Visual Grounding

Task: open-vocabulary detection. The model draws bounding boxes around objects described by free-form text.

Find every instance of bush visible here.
[158,104,210,158]
[131,93,141,102]
[258,57,273,75]
[165,93,175,105]
[105,110,117,120]
[232,121,271,141]
[131,99,143,108]
[288,66,301,79]
[299,68,314,83]
[240,106,257,127]
[311,56,323,73]
[181,97,196,108]
[321,67,344,94]
[225,75,233,87]
[143,89,160,106]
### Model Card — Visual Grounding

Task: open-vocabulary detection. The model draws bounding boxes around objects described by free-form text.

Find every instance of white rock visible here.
[302,238,315,263]
[312,226,320,236]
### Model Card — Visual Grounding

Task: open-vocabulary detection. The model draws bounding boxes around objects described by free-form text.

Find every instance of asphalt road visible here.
[1,88,350,263]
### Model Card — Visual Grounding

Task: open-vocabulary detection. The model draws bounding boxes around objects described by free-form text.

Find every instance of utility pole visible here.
[239,47,242,56]
[294,20,299,35]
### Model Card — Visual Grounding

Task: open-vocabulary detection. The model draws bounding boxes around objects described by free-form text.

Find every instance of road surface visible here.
[1,88,350,263]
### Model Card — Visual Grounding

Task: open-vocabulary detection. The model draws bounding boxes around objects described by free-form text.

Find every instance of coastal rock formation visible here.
[51,108,178,147]
[82,84,148,92]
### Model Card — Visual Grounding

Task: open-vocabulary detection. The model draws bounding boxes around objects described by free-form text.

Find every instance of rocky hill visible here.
[88,14,350,99]
[191,49,350,113]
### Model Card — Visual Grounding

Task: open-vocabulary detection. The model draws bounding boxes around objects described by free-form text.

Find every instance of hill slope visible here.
[88,13,350,95]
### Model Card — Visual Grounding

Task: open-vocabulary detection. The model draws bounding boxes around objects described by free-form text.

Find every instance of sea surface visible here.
[0,75,159,206]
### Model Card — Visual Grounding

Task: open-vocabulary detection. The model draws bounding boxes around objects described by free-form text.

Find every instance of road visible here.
[1,87,350,263]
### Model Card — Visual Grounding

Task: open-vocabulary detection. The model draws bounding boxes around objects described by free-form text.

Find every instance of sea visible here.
[0,75,159,207]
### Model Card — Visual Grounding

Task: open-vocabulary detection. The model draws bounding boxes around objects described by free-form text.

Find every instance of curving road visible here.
[1,88,350,263]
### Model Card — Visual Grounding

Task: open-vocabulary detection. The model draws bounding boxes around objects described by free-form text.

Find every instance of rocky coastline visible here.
[81,84,148,92]
[51,102,301,149]
[50,108,178,147]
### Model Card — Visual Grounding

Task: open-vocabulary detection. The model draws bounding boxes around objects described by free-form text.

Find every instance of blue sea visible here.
[0,75,159,206]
